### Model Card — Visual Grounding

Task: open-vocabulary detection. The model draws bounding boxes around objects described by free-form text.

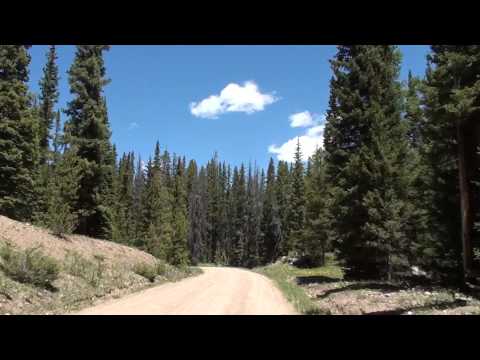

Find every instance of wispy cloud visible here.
[128,122,140,130]
[269,113,325,162]
[190,81,278,119]
[289,111,315,128]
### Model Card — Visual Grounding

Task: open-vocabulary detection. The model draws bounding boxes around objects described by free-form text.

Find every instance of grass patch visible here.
[64,251,106,287]
[133,260,202,283]
[0,242,60,289]
[197,263,218,267]
[255,255,344,315]
[133,262,158,282]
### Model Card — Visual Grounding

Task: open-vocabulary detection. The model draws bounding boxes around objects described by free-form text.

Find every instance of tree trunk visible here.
[457,120,474,280]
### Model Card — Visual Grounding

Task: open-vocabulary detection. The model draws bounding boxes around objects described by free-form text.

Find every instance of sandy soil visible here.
[0,215,156,268]
[73,267,297,315]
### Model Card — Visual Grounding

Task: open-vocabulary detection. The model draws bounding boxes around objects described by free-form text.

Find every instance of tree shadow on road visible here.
[364,299,469,315]
[295,275,340,285]
[315,282,407,299]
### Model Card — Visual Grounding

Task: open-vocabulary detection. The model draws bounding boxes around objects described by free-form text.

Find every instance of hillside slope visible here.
[0,215,156,267]
[0,216,198,315]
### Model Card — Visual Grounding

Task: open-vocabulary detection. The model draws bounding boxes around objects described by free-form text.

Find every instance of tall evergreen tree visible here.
[0,45,39,221]
[64,45,113,238]
[52,110,63,165]
[188,164,207,265]
[324,45,417,279]
[261,158,282,263]
[112,152,135,244]
[39,146,81,237]
[142,152,174,260]
[405,71,424,149]
[38,45,59,164]
[132,154,146,246]
[243,164,262,267]
[229,165,247,266]
[288,138,306,254]
[420,46,480,281]
[169,158,190,266]
[206,153,221,262]
[302,148,331,266]
[275,160,291,255]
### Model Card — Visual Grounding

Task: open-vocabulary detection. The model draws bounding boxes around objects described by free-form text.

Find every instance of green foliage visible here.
[324,45,416,280]
[301,148,331,266]
[37,147,81,237]
[141,148,174,260]
[275,161,291,255]
[38,45,59,164]
[64,251,105,287]
[261,158,282,263]
[111,152,136,244]
[0,45,40,221]
[418,46,480,281]
[133,262,157,282]
[64,45,113,239]
[132,260,173,282]
[287,139,306,253]
[169,158,190,267]
[0,243,60,288]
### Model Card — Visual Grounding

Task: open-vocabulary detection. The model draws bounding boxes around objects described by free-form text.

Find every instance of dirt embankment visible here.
[0,215,156,268]
[0,216,193,315]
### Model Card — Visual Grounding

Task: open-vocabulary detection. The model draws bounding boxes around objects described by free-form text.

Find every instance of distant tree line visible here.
[0,45,479,284]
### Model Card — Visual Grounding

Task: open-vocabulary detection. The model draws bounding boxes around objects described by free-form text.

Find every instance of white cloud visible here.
[190,81,278,119]
[269,115,325,162]
[289,111,315,128]
[128,122,139,130]
[307,125,324,137]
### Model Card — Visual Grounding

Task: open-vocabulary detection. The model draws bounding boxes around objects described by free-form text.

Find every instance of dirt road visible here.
[73,267,297,315]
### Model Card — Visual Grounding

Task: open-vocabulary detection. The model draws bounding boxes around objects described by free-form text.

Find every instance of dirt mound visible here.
[0,215,199,315]
[0,215,156,268]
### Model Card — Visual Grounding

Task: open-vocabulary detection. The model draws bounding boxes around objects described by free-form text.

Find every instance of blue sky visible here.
[27,45,430,169]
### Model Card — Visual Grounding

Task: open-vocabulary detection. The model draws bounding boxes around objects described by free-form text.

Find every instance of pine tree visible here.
[405,71,424,149]
[0,45,40,221]
[39,146,81,237]
[187,163,207,265]
[288,138,306,254]
[324,45,417,279]
[111,152,135,244]
[420,46,480,282]
[186,159,198,203]
[141,144,174,260]
[64,45,113,238]
[132,154,146,246]
[215,162,230,264]
[52,110,63,165]
[206,154,221,262]
[229,165,247,266]
[169,158,190,267]
[243,164,262,267]
[275,160,291,255]
[261,158,282,264]
[302,148,330,266]
[38,45,59,164]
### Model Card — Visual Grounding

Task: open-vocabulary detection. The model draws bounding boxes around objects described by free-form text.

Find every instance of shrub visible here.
[64,251,105,287]
[155,261,168,276]
[0,243,60,289]
[133,263,157,282]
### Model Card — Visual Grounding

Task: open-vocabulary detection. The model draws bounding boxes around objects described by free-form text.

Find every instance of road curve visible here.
[72,267,297,315]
